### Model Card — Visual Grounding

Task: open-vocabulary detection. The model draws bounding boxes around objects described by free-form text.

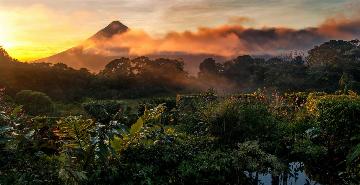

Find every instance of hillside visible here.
[35,21,225,75]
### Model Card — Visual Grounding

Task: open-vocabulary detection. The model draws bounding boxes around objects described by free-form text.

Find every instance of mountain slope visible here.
[0,47,13,63]
[35,21,129,71]
[35,21,225,75]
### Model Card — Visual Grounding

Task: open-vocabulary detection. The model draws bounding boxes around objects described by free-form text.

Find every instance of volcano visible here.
[90,21,129,40]
[35,21,225,75]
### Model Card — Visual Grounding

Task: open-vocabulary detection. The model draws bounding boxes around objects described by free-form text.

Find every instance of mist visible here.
[36,15,360,76]
[84,16,360,58]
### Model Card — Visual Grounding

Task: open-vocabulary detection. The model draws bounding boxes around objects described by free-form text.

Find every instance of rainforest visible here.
[1,1,360,184]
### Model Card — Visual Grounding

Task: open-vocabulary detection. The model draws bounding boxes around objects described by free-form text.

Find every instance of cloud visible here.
[81,27,239,57]
[317,16,360,38]
[83,15,360,59]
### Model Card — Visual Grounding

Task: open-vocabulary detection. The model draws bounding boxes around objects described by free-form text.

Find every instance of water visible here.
[249,162,320,185]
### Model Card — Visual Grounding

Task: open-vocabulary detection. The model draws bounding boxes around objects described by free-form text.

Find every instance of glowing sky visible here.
[0,0,359,61]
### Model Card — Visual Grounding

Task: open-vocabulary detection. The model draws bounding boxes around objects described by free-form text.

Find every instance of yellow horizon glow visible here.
[5,46,68,61]
[0,4,95,61]
[1,38,82,61]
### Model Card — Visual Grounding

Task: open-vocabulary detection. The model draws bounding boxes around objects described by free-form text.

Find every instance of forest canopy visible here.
[1,40,360,101]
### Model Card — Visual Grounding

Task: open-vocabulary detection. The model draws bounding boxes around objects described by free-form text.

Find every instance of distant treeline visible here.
[1,39,360,101]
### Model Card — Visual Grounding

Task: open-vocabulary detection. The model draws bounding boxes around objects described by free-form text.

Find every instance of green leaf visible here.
[75,171,88,181]
[130,117,144,135]
[347,143,360,164]
[110,136,123,152]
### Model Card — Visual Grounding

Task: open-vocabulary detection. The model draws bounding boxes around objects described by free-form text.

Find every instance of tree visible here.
[198,58,223,78]
[306,40,359,66]
[306,40,360,92]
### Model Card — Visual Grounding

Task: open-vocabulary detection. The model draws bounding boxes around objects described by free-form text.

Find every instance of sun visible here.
[1,41,14,49]
[0,27,13,49]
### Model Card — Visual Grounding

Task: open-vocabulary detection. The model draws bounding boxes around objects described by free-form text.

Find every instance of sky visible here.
[0,0,360,61]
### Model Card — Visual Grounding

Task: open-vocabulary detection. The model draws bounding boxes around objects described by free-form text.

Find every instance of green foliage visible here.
[83,100,135,125]
[205,98,276,144]
[306,94,360,152]
[111,104,168,153]
[306,40,360,92]
[292,137,327,160]
[176,90,218,135]
[56,116,94,150]
[53,103,87,117]
[288,93,360,183]
[130,117,144,135]
[2,39,360,184]
[347,141,360,182]
[55,116,95,185]
[4,84,360,184]
[15,90,54,116]
[137,97,177,125]
[176,90,217,112]
[179,141,284,184]
[107,103,284,185]
[0,105,61,184]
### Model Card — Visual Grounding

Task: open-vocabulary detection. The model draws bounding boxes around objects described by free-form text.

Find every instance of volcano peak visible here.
[90,20,129,40]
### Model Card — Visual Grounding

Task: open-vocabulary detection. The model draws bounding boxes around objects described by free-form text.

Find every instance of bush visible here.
[176,91,218,135]
[176,91,217,113]
[83,100,134,124]
[138,97,177,112]
[205,99,276,144]
[15,90,54,116]
[306,94,360,154]
[111,104,283,185]
[287,93,360,183]
[137,97,177,125]
[179,141,284,185]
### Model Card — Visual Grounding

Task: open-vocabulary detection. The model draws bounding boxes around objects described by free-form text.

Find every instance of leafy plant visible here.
[15,90,54,116]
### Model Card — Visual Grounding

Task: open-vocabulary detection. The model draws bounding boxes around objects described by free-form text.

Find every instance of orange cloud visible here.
[83,15,360,60]
[317,16,360,38]
[85,27,244,57]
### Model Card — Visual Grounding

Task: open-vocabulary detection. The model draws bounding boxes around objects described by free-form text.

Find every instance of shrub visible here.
[138,97,177,112]
[176,91,218,135]
[176,90,217,113]
[306,94,360,152]
[178,141,284,184]
[15,90,54,116]
[111,104,283,185]
[295,93,360,182]
[205,99,276,144]
[137,97,177,125]
[83,100,134,124]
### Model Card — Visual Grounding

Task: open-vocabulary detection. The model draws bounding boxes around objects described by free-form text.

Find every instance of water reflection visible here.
[249,162,320,185]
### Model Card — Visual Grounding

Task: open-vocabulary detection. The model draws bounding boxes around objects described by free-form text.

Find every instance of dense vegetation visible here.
[1,39,360,184]
[1,40,360,101]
